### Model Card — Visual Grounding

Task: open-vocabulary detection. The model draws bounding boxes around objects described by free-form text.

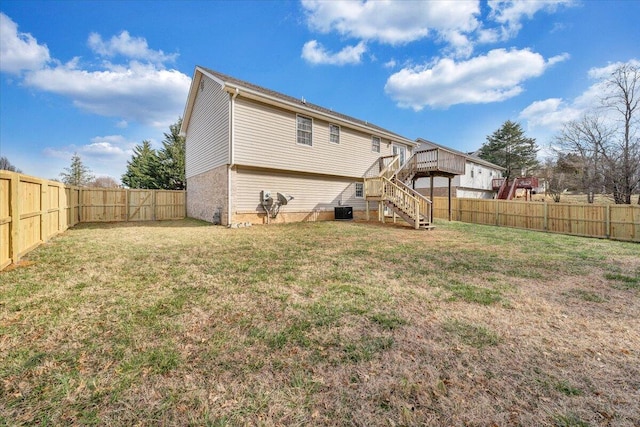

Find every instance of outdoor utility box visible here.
[334,206,353,220]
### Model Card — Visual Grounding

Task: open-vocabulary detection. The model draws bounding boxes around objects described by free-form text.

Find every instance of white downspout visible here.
[228,88,239,225]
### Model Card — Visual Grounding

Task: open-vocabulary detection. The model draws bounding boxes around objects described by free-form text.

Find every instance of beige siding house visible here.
[181,66,417,225]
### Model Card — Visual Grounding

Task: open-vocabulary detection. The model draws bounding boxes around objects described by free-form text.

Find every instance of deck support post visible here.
[430,176,434,224]
[366,200,370,221]
[448,176,452,221]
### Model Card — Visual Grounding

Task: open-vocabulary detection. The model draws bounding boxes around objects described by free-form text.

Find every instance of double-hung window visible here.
[297,115,312,146]
[372,136,381,153]
[355,182,364,198]
[329,124,340,144]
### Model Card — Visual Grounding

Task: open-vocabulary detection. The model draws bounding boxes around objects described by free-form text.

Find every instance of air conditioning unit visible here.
[334,206,353,220]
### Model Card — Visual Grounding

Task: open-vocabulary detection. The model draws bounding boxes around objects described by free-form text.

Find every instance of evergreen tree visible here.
[60,153,94,186]
[478,120,539,179]
[157,118,186,190]
[121,141,161,189]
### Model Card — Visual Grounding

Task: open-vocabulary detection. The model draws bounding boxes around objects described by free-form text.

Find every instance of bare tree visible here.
[0,156,22,173]
[601,63,640,204]
[541,158,565,202]
[553,115,611,203]
[88,176,120,188]
[552,63,639,204]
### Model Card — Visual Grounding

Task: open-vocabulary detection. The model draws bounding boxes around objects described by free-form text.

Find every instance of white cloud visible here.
[88,31,177,64]
[43,147,74,160]
[83,135,132,157]
[1,14,190,128]
[519,98,581,130]
[301,1,573,63]
[487,0,574,40]
[0,12,50,74]
[44,135,134,159]
[301,40,366,65]
[384,59,397,69]
[24,60,191,127]
[385,48,568,110]
[302,0,479,51]
[43,134,136,179]
[518,59,640,132]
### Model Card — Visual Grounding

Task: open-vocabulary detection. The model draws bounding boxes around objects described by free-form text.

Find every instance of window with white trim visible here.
[297,115,312,146]
[329,124,340,144]
[355,182,364,198]
[372,136,381,153]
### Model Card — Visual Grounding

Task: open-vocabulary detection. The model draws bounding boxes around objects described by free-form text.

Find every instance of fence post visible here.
[125,189,129,221]
[10,174,20,264]
[543,201,548,231]
[40,178,47,243]
[79,188,83,223]
[605,204,611,239]
[495,199,499,226]
[152,190,157,221]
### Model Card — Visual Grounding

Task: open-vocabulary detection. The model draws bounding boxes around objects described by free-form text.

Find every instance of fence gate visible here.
[128,190,154,221]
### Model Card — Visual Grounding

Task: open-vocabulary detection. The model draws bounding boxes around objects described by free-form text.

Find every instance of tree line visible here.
[543,63,639,204]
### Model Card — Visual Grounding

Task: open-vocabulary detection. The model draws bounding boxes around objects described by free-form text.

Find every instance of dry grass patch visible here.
[1,219,639,426]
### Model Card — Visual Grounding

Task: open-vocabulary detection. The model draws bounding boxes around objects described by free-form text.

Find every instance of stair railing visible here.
[395,179,432,224]
[506,178,519,200]
[496,178,508,199]
[363,155,399,199]
[380,155,400,179]
[396,154,417,184]
[382,177,421,229]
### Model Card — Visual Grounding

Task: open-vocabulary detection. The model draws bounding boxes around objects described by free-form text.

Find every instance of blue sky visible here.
[1,0,638,182]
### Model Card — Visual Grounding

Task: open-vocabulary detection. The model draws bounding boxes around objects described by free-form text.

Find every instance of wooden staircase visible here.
[363,155,434,230]
[493,177,540,200]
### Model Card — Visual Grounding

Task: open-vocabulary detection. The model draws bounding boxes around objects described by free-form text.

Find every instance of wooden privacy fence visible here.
[81,188,186,222]
[432,197,640,242]
[1,171,185,270]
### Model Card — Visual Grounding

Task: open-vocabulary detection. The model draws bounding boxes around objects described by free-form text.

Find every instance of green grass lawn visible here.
[1,219,639,426]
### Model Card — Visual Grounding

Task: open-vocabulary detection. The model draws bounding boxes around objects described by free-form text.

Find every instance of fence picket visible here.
[1,171,185,269]
[432,197,639,242]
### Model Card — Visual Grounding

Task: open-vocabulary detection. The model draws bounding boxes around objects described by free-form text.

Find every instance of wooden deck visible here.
[397,148,466,183]
[364,149,466,227]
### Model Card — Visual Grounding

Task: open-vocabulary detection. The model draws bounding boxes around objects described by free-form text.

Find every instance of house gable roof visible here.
[416,138,505,171]
[181,66,416,146]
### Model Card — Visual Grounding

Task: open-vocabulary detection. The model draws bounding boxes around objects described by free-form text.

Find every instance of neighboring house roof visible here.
[182,66,416,146]
[416,138,506,171]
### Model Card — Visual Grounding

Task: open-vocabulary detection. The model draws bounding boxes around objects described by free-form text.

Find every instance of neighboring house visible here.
[180,66,418,225]
[414,139,505,199]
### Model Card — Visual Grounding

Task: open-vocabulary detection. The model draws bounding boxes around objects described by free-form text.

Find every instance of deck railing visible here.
[364,177,384,198]
[397,148,466,183]
[414,148,466,175]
